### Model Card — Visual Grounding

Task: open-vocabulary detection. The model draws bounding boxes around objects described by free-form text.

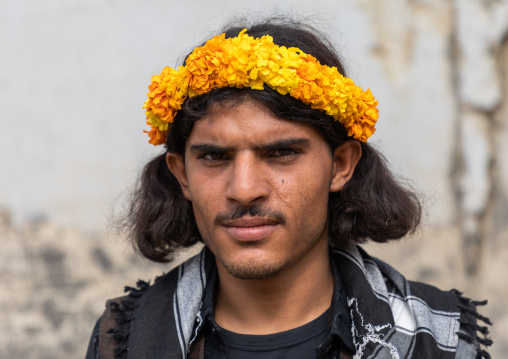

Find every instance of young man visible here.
[86,20,492,359]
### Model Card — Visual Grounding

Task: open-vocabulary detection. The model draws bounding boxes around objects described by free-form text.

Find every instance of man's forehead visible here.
[185,100,322,149]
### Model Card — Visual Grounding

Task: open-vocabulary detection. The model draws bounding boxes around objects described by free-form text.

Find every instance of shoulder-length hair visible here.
[123,19,422,262]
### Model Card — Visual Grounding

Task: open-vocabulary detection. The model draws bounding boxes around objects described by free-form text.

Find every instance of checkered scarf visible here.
[331,246,491,358]
[90,246,492,359]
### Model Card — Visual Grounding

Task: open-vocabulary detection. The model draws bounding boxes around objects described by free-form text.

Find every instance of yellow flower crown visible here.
[143,29,379,145]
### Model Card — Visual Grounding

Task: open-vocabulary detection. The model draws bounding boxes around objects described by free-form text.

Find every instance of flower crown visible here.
[143,29,379,145]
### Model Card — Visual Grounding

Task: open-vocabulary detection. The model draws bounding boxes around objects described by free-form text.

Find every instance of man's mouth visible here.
[222,217,280,242]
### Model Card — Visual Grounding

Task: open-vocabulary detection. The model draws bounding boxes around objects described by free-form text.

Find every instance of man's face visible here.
[168,99,350,280]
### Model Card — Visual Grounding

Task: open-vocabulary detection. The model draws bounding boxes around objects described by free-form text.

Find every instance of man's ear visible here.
[166,152,192,201]
[330,140,362,192]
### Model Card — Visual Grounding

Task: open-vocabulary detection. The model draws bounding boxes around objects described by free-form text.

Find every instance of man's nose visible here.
[225,153,270,205]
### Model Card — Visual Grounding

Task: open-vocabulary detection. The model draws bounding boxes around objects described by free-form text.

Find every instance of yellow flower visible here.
[143,29,379,145]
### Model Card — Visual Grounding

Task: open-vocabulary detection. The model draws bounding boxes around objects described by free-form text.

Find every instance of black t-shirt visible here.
[204,309,331,358]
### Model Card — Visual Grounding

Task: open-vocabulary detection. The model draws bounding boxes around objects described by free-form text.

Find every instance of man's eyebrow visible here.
[188,138,310,153]
[188,143,231,153]
[260,138,310,151]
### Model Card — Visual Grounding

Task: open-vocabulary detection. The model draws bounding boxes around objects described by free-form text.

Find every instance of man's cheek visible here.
[191,205,208,236]
[276,183,292,204]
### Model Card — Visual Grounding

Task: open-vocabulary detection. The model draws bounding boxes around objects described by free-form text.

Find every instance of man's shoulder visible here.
[87,247,211,359]
[116,246,210,302]
[104,246,211,328]
[330,245,493,358]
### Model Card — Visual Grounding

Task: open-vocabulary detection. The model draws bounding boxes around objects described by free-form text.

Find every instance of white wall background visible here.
[1,0,479,230]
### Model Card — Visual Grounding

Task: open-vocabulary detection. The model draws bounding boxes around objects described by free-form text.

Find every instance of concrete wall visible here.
[1,0,507,357]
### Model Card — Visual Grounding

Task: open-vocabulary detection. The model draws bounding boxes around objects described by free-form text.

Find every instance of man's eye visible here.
[202,153,225,161]
[273,148,297,157]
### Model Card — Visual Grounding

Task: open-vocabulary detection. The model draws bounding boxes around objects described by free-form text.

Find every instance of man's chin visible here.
[221,260,288,280]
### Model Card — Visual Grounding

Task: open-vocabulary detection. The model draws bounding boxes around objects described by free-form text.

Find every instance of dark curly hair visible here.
[123,18,422,262]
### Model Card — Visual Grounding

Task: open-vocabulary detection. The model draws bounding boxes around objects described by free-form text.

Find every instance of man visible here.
[86,19,492,359]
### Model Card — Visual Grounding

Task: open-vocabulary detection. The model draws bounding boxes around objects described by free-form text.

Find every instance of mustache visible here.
[215,205,286,225]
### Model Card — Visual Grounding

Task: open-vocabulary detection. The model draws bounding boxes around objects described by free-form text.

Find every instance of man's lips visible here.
[222,217,279,241]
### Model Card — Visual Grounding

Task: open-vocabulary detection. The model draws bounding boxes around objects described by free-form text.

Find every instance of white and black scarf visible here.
[88,246,492,359]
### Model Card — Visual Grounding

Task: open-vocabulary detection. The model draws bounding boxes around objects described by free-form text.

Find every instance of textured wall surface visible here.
[1,0,507,357]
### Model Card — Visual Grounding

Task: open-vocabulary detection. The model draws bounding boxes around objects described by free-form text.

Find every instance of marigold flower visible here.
[143,29,379,144]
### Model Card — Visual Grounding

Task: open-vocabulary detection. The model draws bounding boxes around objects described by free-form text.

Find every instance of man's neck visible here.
[214,240,333,335]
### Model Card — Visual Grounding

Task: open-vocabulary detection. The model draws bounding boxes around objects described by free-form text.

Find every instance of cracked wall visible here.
[0,210,201,358]
[453,0,508,280]
[361,0,508,355]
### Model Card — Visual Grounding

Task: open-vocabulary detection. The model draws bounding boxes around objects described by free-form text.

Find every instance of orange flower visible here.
[144,127,168,146]
[143,29,379,144]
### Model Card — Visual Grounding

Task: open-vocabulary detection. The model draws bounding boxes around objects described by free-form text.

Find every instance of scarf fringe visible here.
[451,289,493,359]
[106,279,152,359]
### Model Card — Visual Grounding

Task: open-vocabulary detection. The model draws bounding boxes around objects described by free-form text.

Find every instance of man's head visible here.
[125,18,422,263]
[166,97,361,279]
